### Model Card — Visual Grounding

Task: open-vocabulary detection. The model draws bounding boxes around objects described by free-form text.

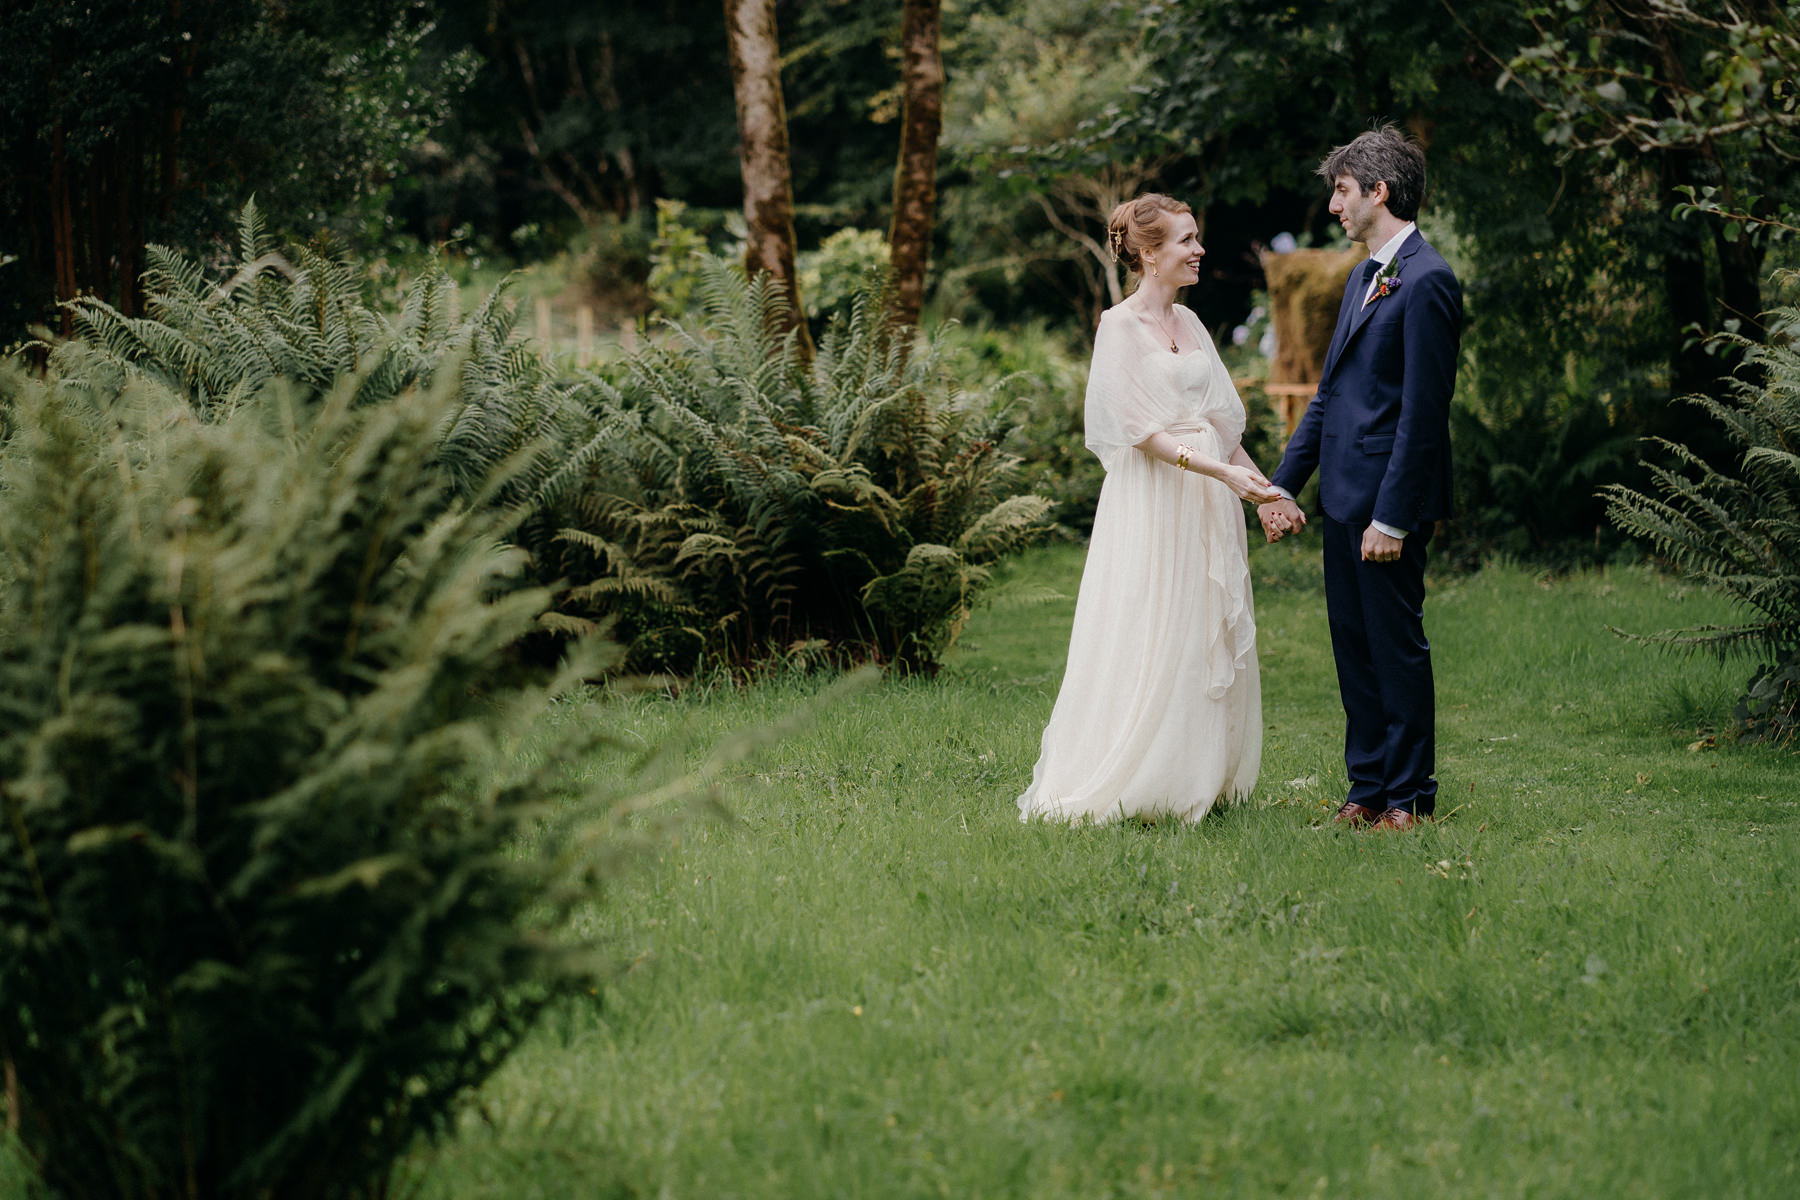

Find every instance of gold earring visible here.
[1151,262,1160,277]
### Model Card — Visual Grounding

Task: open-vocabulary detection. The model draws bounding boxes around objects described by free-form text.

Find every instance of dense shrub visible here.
[580,215,654,318]
[550,261,1053,673]
[1446,388,1641,569]
[48,201,599,519]
[0,365,628,1198]
[38,207,1050,677]
[941,318,1101,534]
[1605,307,1800,742]
[647,199,740,319]
[798,227,890,320]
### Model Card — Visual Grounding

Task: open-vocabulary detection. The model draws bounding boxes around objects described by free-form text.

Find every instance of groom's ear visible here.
[1369,180,1391,211]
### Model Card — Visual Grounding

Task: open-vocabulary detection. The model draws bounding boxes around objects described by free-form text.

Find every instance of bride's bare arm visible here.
[1229,443,1266,477]
[1134,431,1281,503]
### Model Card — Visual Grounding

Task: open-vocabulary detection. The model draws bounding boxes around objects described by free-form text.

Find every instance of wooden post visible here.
[1263,383,1322,439]
[576,305,594,367]
[619,320,638,354]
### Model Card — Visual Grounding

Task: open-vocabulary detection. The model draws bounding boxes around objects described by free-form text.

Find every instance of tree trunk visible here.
[886,0,943,332]
[1713,221,1767,343]
[723,0,812,358]
[50,121,76,334]
[1661,151,1719,415]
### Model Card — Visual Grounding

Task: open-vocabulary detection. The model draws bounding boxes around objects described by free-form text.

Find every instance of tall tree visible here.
[887,0,944,329]
[1501,0,1800,397]
[724,0,812,355]
[441,0,741,228]
[945,0,1174,325]
[1132,1,1694,409]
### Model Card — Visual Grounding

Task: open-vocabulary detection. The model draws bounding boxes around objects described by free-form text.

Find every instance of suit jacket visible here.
[1272,234,1463,531]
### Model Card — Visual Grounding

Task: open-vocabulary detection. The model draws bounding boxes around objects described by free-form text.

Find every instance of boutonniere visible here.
[1371,259,1403,301]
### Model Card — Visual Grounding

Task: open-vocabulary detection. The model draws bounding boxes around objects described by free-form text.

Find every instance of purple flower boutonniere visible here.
[1372,260,1403,301]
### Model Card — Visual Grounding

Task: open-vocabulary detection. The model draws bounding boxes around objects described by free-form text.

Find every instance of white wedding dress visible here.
[1017,303,1261,823]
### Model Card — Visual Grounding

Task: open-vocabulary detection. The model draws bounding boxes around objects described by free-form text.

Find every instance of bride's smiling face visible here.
[1144,213,1204,284]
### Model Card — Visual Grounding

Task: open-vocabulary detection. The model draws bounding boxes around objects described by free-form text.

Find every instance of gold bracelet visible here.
[1175,444,1191,472]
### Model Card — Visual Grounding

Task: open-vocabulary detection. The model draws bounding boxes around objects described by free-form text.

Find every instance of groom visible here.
[1258,125,1463,832]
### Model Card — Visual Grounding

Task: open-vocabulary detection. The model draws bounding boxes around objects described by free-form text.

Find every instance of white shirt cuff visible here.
[1273,486,1295,502]
[1371,520,1408,539]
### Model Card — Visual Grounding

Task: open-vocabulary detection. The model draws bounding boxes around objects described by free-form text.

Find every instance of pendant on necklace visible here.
[1169,339,1178,353]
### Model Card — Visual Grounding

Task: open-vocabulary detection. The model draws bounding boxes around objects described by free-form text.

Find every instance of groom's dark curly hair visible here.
[1318,124,1427,222]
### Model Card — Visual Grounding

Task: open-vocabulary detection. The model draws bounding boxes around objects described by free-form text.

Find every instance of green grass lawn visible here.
[405,540,1799,1198]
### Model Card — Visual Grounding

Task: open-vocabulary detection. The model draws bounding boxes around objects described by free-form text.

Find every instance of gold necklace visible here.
[1142,304,1180,353]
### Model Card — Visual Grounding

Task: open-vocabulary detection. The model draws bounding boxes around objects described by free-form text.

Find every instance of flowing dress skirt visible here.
[1018,429,1260,823]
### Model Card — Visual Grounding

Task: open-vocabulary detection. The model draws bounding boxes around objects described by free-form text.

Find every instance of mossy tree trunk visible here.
[886,0,943,333]
[723,0,813,360]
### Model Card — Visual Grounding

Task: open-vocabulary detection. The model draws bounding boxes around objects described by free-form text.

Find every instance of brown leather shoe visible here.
[1331,801,1381,828]
[1371,808,1424,832]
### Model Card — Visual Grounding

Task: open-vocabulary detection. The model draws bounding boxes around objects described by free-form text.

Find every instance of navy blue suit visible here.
[1272,234,1462,815]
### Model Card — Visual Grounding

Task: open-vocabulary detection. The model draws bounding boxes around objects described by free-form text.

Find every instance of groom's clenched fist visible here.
[1361,525,1404,562]
[1257,497,1306,543]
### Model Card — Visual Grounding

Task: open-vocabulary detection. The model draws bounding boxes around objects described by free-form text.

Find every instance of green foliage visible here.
[1490,0,1795,397]
[939,318,1101,533]
[31,204,1049,679]
[0,0,475,332]
[578,216,655,319]
[797,227,890,320]
[949,0,1161,175]
[550,260,1053,673]
[647,200,742,319]
[1507,1,1800,245]
[0,362,628,1198]
[940,0,1166,321]
[1605,308,1800,741]
[1448,388,1640,568]
[47,201,599,517]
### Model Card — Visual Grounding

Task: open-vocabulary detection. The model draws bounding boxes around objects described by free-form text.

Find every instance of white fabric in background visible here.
[1018,304,1261,823]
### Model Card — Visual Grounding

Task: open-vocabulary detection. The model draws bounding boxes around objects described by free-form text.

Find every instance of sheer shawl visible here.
[1083,305,1245,472]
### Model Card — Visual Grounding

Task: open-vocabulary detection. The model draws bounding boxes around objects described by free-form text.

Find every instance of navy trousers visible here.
[1320,515,1437,815]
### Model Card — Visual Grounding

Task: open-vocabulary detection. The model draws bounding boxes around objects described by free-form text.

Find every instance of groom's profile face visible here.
[1329,174,1385,246]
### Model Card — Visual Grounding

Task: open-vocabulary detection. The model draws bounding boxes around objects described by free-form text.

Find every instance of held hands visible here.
[1257,497,1306,543]
[1216,464,1283,505]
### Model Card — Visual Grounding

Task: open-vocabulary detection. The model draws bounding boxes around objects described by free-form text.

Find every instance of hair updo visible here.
[1106,193,1192,275]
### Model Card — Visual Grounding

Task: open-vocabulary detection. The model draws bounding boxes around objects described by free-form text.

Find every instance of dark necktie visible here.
[1358,258,1379,305]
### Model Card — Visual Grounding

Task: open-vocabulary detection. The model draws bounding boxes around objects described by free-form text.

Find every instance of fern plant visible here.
[37,208,1046,677]
[48,199,603,515]
[0,364,631,1199]
[1604,308,1800,742]
[552,260,1052,673]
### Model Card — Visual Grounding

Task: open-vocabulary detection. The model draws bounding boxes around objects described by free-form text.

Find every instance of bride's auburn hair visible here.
[1106,193,1192,274]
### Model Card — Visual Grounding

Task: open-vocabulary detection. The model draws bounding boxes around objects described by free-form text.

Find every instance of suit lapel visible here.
[1323,236,1425,383]
[1320,259,1373,383]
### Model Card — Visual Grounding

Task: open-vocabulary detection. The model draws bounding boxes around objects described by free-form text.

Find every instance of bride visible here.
[1018,193,1286,824]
